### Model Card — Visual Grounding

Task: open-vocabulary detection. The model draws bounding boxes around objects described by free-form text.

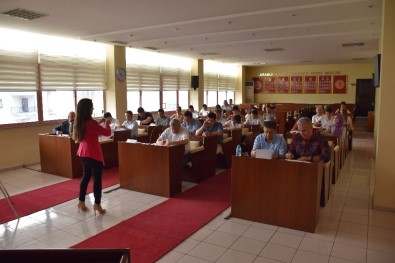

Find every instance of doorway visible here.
[355,79,375,117]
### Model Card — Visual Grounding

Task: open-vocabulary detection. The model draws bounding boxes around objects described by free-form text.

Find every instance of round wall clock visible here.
[116,67,126,81]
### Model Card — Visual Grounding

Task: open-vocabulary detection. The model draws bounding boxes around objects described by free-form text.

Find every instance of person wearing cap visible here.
[251,121,287,158]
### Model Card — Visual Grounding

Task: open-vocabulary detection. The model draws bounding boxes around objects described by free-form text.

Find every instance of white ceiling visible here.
[0,0,382,66]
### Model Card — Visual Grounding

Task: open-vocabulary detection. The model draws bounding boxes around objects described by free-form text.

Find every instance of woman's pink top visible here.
[77,119,111,164]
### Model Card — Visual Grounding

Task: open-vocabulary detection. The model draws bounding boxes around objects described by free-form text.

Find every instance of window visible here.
[0,28,106,125]
[76,90,104,117]
[204,61,237,106]
[178,90,189,110]
[42,91,75,120]
[127,90,140,113]
[162,91,177,111]
[141,91,160,112]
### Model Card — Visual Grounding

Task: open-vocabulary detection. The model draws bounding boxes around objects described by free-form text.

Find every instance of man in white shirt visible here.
[188,105,199,119]
[244,109,264,126]
[156,119,190,164]
[119,110,138,138]
[312,105,324,127]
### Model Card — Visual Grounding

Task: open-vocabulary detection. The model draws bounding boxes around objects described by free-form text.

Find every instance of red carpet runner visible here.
[0,168,119,224]
[72,169,231,263]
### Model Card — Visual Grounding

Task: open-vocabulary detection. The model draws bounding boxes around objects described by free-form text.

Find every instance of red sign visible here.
[253,77,263,94]
[277,76,289,94]
[290,76,303,94]
[304,76,317,93]
[333,75,347,94]
[263,77,276,93]
[318,75,332,94]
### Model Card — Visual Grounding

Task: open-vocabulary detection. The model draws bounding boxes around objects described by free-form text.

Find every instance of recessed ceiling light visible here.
[264,48,285,52]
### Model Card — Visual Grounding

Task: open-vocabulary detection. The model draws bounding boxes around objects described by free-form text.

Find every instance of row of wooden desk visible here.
[39,129,336,233]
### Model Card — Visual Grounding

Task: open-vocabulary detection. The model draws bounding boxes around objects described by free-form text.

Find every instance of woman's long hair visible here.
[73,98,93,143]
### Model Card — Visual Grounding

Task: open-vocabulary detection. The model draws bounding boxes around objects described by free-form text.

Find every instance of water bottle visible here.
[236,145,242,156]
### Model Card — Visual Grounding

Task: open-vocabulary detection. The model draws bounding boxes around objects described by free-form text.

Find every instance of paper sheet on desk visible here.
[255,149,273,159]
[285,159,311,163]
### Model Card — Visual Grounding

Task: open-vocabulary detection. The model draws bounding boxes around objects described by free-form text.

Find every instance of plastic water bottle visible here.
[236,145,242,156]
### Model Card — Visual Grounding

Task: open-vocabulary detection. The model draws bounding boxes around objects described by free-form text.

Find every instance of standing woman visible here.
[73,98,111,215]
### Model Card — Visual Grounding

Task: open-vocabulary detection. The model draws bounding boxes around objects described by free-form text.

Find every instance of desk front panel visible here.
[118,143,185,197]
[231,157,323,232]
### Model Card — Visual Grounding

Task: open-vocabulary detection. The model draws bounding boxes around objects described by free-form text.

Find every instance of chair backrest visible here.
[231,128,242,147]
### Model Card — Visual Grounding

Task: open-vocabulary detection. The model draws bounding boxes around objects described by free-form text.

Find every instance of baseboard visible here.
[0,162,40,173]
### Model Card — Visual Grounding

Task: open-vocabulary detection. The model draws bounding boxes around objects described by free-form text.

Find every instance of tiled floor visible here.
[1,118,395,263]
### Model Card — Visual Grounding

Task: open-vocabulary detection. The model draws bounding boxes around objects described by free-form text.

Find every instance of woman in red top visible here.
[73,98,111,215]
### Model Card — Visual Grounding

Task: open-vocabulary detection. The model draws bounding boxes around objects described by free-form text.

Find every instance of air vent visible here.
[300,60,312,63]
[263,48,285,52]
[1,8,47,20]
[144,47,159,51]
[342,42,364,47]
[352,58,367,61]
[200,52,219,56]
[110,40,129,45]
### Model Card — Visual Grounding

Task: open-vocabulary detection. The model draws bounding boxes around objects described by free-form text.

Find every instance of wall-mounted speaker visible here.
[191,75,199,89]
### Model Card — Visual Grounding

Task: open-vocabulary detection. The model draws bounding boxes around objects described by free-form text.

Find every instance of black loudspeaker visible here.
[191,76,199,89]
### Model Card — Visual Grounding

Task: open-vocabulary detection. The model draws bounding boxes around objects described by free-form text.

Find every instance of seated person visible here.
[224,114,243,129]
[156,119,190,164]
[188,105,199,119]
[215,109,227,126]
[53,111,75,135]
[320,107,335,133]
[312,105,324,127]
[137,107,154,125]
[285,117,330,162]
[221,100,232,112]
[263,106,277,121]
[335,101,352,115]
[228,105,243,121]
[119,110,138,138]
[199,104,210,117]
[244,109,264,126]
[170,106,184,123]
[244,105,257,120]
[228,99,233,107]
[156,108,171,126]
[181,110,202,134]
[195,112,223,142]
[324,112,343,137]
[341,109,354,130]
[251,121,287,159]
[103,112,120,133]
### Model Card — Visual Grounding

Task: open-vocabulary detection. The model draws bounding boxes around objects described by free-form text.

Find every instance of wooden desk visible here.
[39,134,118,178]
[118,142,185,197]
[231,157,323,232]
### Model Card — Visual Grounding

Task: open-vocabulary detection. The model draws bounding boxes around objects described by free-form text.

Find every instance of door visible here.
[355,79,375,117]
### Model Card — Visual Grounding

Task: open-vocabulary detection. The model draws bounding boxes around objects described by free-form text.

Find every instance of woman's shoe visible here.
[77,201,88,212]
[93,203,106,215]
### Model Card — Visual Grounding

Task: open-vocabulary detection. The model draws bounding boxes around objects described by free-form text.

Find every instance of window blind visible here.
[161,66,190,91]
[126,63,160,91]
[40,53,106,90]
[0,49,38,90]
[218,73,236,91]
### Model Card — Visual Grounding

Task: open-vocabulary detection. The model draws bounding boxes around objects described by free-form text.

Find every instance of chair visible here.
[216,136,233,168]
[333,145,340,182]
[320,161,331,207]
[183,135,219,183]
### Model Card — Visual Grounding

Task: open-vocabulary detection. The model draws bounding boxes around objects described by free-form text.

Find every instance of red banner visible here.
[333,75,347,94]
[263,76,276,93]
[277,76,289,94]
[290,76,303,94]
[318,75,332,94]
[253,77,263,94]
[304,76,317,94]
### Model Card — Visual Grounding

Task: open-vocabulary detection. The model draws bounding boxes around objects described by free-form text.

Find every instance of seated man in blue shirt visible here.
[195,112,223,142]
[181,110,202,134]
[251,121,287,159]
[155,108,171,126]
